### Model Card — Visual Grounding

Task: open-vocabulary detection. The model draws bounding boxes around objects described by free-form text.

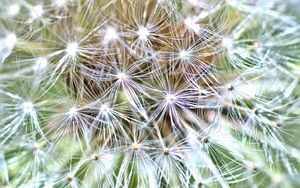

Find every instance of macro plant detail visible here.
[0,0,300,187]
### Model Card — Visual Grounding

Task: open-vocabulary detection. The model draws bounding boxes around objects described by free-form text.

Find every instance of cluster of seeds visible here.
[0,0,300,187]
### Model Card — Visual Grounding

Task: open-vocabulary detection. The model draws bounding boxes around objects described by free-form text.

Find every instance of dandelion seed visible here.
[4,33,17,49]
[222,37,233,49]
[225,0,237,6]
[202,136,209,143]
[22,101,34,114]
[67,107,78,117]
[137,27,150,41]
[196,181,203,188]
[32,57,48,71]
[66,175,73,182]
[163,148,170,155]
[252,108,260,115]
[116,72,127,81]
[184,17,200,33]
[249,163,257,171]
[33,143,42,150]
[31,5,44,19]
[100,104,110,113]
[272,173,283,184]
[91,154,99,161]
[187,0,198,5]
[227,84,234,91]
[165,93,176,104]
[7,4,20,16]
[54,0,68,7]
[132,142,139,150]
[274,121,282,128]
[179,50,190,60]
[104,27,118,43]
[66,42,79,57]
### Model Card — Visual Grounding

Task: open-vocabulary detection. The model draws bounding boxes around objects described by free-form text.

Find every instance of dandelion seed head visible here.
[66,42,79,57]
[1,0,299,187]
[22,101,34,114]
[7,4,20,16]
[137,27,150,41]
